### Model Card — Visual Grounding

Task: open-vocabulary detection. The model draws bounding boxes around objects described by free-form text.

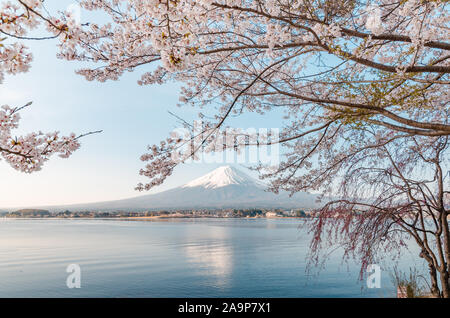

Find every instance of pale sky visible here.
[0,1,285,208]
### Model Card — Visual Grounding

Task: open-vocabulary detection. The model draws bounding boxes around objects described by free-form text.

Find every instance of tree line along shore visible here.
[1,208,314,219]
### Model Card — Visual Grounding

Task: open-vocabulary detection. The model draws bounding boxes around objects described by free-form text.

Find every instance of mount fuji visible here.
[41,166,319,212]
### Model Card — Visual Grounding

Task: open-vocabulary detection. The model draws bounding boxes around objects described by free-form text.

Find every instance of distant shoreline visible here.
[2,215,308,220]
[125,215,305,219]
[2,208,313,219]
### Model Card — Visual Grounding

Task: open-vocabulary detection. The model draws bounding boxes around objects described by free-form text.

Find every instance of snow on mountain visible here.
[30,166,320,212]
[182,165,263,189]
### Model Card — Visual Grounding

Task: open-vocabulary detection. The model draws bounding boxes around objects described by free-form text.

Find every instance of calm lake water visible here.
[0,218,425,297]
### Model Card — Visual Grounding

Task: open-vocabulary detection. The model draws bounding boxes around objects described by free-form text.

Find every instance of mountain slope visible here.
[37,166,319,211]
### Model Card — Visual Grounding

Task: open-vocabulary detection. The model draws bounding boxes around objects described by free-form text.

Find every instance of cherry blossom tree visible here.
[0,102,81,173]
[0,0,98,172]
[11,0,449,296]
[304,133,449,297]
[42,0,448,176]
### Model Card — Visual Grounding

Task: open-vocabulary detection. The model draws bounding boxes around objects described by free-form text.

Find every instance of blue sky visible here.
[0,1,285,208]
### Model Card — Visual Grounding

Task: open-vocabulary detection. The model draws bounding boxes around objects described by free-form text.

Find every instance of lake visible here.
[0,218,425,297]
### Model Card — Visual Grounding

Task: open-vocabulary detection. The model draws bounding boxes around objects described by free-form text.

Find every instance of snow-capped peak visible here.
[182,165,263,189]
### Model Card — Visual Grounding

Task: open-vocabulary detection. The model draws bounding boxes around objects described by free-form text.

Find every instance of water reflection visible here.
[183,225,232,288]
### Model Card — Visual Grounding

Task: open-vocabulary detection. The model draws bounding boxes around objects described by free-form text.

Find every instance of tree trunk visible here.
[440,271,449,298]
[439,210,450,297]
[428,264,441,297]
